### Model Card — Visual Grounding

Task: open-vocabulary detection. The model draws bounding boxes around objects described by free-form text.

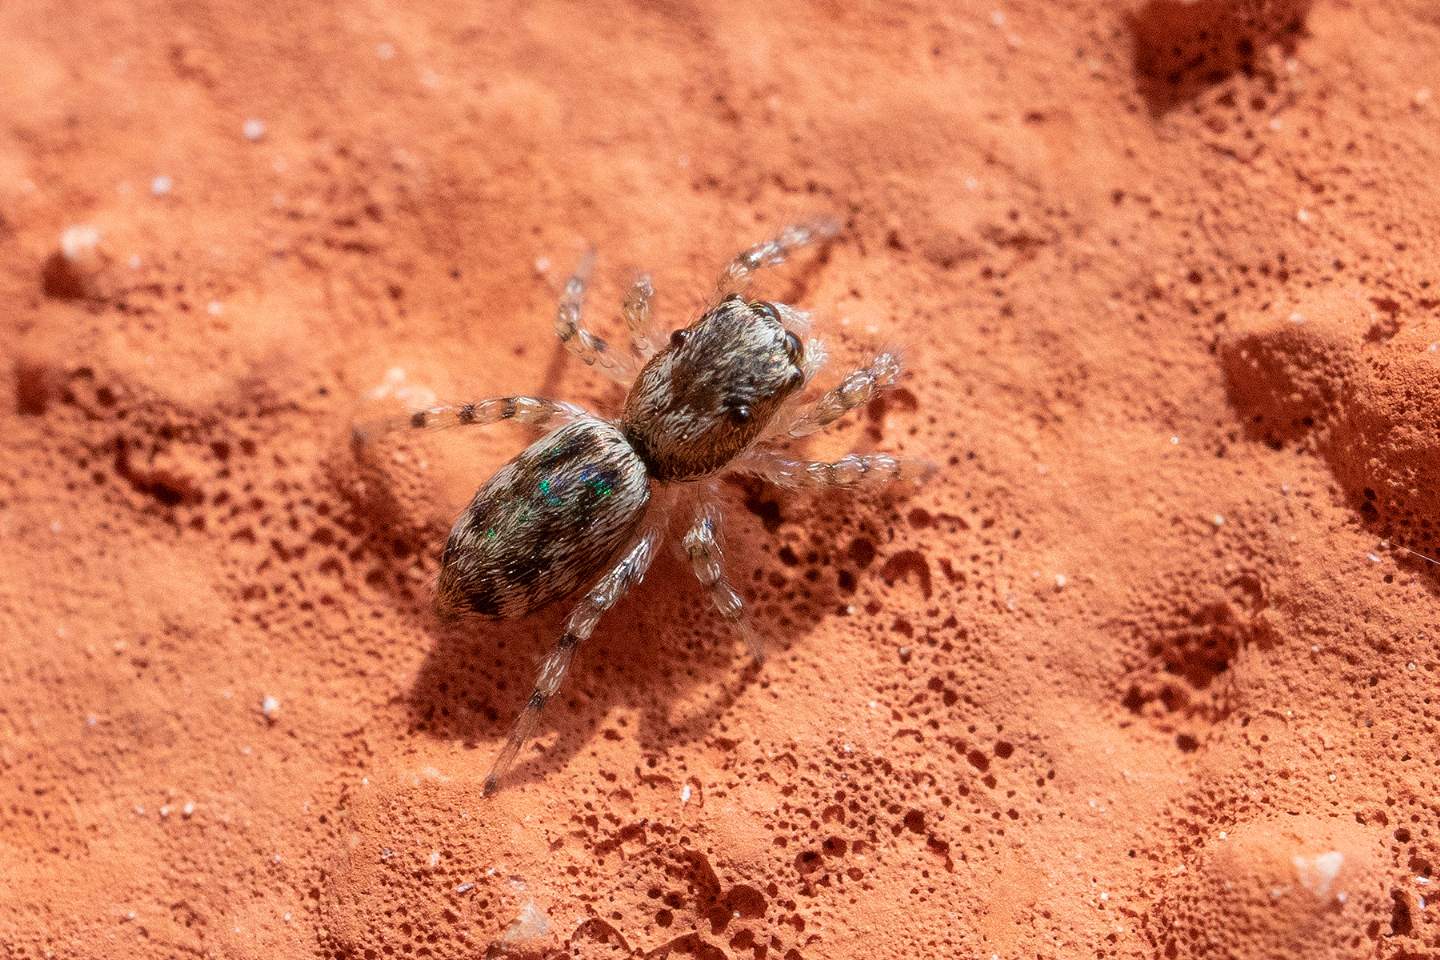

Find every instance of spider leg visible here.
[733,449,935,489]
[622,273,659,361]
[779,352,902,438]
[352,396,585,444]
[554,251,638,383]
[714,218,840,299]
[683,501,763,663]
[483,526,660,796]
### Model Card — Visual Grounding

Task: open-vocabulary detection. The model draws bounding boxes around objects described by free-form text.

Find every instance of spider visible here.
[360,220,931,795]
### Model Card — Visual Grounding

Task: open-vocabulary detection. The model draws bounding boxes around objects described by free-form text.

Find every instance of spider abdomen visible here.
[436,416,651,620]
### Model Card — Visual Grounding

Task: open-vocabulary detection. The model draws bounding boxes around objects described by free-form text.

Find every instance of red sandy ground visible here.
[1,1,1438,957]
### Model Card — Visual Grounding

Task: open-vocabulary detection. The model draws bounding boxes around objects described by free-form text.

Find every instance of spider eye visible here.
[783,330,804,364]
[751,300,781,323]
[728,403,752,425]
[669,328,690,348]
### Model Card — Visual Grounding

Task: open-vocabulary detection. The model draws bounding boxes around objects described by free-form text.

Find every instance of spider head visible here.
[621,294,808,482]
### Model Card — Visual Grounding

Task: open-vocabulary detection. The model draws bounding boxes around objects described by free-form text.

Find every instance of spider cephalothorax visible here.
[361,219,930,794]
[623,294,808,481]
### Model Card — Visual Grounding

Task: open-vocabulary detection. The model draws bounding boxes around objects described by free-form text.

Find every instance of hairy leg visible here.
[483,526,660,795]
[683,501,763,662]
[782,352,901,438]
[554,251,638,383]
[623,273,659,361]
[734,449,935,489]
[714,219,840,299]
[352,396,584,444]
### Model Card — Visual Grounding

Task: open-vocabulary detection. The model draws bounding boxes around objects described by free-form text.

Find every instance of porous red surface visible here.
[1,2,1437,958]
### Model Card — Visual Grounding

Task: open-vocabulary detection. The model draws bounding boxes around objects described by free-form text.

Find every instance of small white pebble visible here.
[261,694,281,720]
[242,118,266,141]
[133,804,146,815]
[1289,310,1306,324]
[1099,891,1110,902]
[59,225,102,265]
[1211,514,1226,528]
[124,911,137,922]
[1219,831,1228,840]
[456,882,475,894]
[1311,644,1321,653]
[533,256,550,274]
[1415,87,1433,107]
[159,805,171,818]
[680,783,692,804]
[151,175,173,197]
[272,853,283,864]
[283,912,293,923]
[207,300,224,316]
[1169,435,1180,445]
[1418,876,1431,885]
[1367,553,1382,564]
[85,714,98,727]
[1296,208,1312,224]
[1428,342,1438,353]
[182,801,195,817]
[1054,573,1067,590]
[1407,661,1417,671]
[428,850,442,868]
[842,742,854,754]
[1328,773,1337,782]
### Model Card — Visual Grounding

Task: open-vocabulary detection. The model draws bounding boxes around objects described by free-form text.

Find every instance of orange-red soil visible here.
[2,2,1438,958]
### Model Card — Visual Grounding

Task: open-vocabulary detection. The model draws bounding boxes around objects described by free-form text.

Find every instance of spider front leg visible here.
[781,352,902,438]
[622,274,659,361]
[714,218,840,299]
[554,252,639,384]
[683,502,764,663]
[734,449,935,489]
[483,527,660,796]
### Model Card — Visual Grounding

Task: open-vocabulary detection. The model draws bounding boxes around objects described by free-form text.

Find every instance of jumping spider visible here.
[362,220,930,794]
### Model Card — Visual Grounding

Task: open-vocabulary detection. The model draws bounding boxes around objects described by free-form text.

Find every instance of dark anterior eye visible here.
[751,300,781,322]
[783,330,804,364]
[728,404,752,425]
[669,328,690,348]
